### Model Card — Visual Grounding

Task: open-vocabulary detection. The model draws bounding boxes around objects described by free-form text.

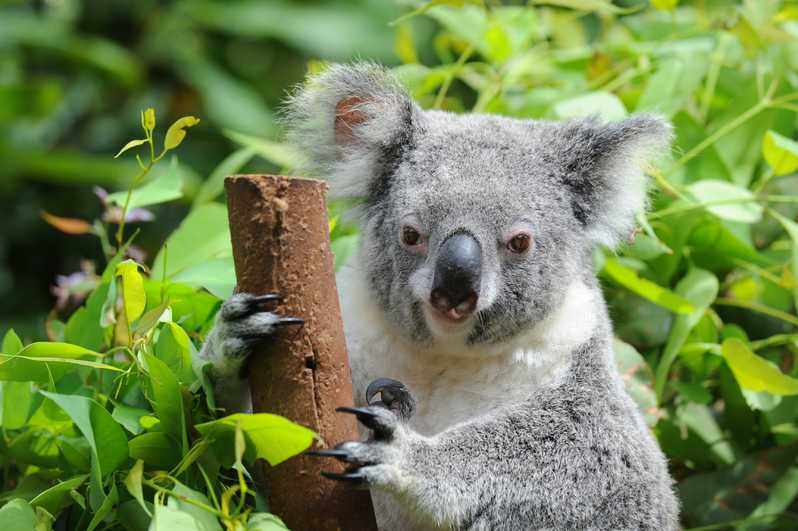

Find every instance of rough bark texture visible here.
[225,174,377,531]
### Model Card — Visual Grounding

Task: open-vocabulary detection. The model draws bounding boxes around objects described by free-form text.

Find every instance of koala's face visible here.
[286,64,670,349]
[362,113,587,346]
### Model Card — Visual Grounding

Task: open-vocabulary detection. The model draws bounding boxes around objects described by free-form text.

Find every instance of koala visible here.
[197,63,679,530]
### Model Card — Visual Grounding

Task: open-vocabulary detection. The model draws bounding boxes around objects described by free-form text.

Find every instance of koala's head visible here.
[285,63,671,349]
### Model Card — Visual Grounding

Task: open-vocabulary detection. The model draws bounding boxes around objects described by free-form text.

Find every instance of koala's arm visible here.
[196,293,301,413]
[323,350,678,530]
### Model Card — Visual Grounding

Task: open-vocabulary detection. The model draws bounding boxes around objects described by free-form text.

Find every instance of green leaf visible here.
[722,338,798,395]
[0,342,105,383]
[115,139,148,159]
[193,147,257,206]
[148,503,206,531]
[117,260,147,323]
[166,482,221,531]
[112,402,151,435]
[2,328,23,354]
[0,499,37,530]
[128,432,181,469]
[30,475,88,516]
[331,234,359,271]
[762,130,798,176]
[170,257,236,300]
[769,209,798,309]
[602,257,694,314]
[686,180,763,223]
[154,322,196,384]
[1,381,33,429]
[613,339,658,426]
[553,92,627,122]
[248,513,289,530]
[678,402,735,465]
[654,268,719,401]
[195,413,316,466]
[223,130,300,169]
[40,391,129,477]
[151,203,232,280]
[144,353,188,454]
[651,0,679,10]
[739,465,798,529]
[164,116,200,152]
[124,460,151,517]
[118,499,153,531]
[87,482,118,531]
[107,156,184,210]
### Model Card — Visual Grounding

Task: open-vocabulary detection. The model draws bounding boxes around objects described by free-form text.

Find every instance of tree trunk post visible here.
[224,174,377,531]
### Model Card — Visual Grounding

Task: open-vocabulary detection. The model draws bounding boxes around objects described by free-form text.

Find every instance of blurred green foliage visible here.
[3,0,798,529]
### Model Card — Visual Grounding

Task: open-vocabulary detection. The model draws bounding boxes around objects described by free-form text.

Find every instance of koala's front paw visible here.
[309,405,412,489]
[203,292,303,378]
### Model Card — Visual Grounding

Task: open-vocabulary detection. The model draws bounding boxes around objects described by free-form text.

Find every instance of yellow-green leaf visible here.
[115,260,146,323]
[164,116,200,152]
[722,338,798,395]
[195,413,315,466]
[124,460,150,516]
[394,23,418,64]
[114,139,148,159]
[143,108,156,132]
[762,130,798,176]
[602,257,695,314]
[652,0,679,10]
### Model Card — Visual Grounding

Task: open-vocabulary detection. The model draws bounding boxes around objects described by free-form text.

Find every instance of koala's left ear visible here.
[557,114,672,248]
[282,62,421,200]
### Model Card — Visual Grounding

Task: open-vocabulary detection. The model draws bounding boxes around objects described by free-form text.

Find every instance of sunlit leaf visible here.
[0,499,37,529]
[106,156,183,210]
[195,413,316,466]
[116,260,146,323]
[0,342,105,382]
[30,475,88,517]
[553,92,627,121]
[144,353,188,454]
[164,116,200,152]
[722,338,798,395]
[114,139,148,159]
[248,513,289,531]
[762,130,798,176]
[686,180,763,223]
[602,257,694,314]
[143,108,156,132]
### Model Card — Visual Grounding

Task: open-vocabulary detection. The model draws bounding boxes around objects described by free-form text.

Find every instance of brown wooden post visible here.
[224,174,377,531]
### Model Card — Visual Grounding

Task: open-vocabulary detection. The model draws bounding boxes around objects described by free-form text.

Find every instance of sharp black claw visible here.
[306,449,349,460]
[252,293,281,304]
[321,471,365,484]
[275,317,304,327]
[366,377,416,420]
[336,406,379,419]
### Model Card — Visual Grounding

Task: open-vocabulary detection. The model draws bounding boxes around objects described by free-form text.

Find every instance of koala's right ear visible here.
[282,63,421,200]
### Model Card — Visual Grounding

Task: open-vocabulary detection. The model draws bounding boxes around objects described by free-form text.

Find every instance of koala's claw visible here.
[320,470,367,485]
[337,405,398,439]
[275,316,305,327]
[306,448,350,460]
[366,377,416,420]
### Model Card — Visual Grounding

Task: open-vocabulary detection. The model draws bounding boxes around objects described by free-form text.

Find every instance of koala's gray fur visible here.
[197,63,679,530]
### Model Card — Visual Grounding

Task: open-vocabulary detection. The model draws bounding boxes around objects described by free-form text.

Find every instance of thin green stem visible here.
[434,44,474,109]
[144,479,223,517]
[750,334,798,351]
[715,297,798,327]
[669,100,767,173]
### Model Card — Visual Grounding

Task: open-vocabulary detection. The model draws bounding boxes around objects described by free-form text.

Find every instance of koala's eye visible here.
[507,233,532,254]
[401,226,422,247]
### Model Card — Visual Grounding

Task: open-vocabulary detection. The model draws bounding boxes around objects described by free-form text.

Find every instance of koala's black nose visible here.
[430,231,481,320]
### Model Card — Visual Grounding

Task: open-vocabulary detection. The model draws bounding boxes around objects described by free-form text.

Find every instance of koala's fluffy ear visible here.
[283,62,420,200]
[557,115,672,248]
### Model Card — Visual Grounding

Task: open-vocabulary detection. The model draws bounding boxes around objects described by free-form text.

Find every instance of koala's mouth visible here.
[424,302,475,332]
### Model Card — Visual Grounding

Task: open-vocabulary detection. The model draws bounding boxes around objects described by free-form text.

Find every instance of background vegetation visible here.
[2,0,798,529]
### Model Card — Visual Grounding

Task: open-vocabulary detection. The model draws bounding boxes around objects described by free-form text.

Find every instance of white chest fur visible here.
[336,266,600,435]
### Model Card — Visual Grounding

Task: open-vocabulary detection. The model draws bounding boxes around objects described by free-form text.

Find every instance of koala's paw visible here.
[203,293,303,376]
[308,403,417,490]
